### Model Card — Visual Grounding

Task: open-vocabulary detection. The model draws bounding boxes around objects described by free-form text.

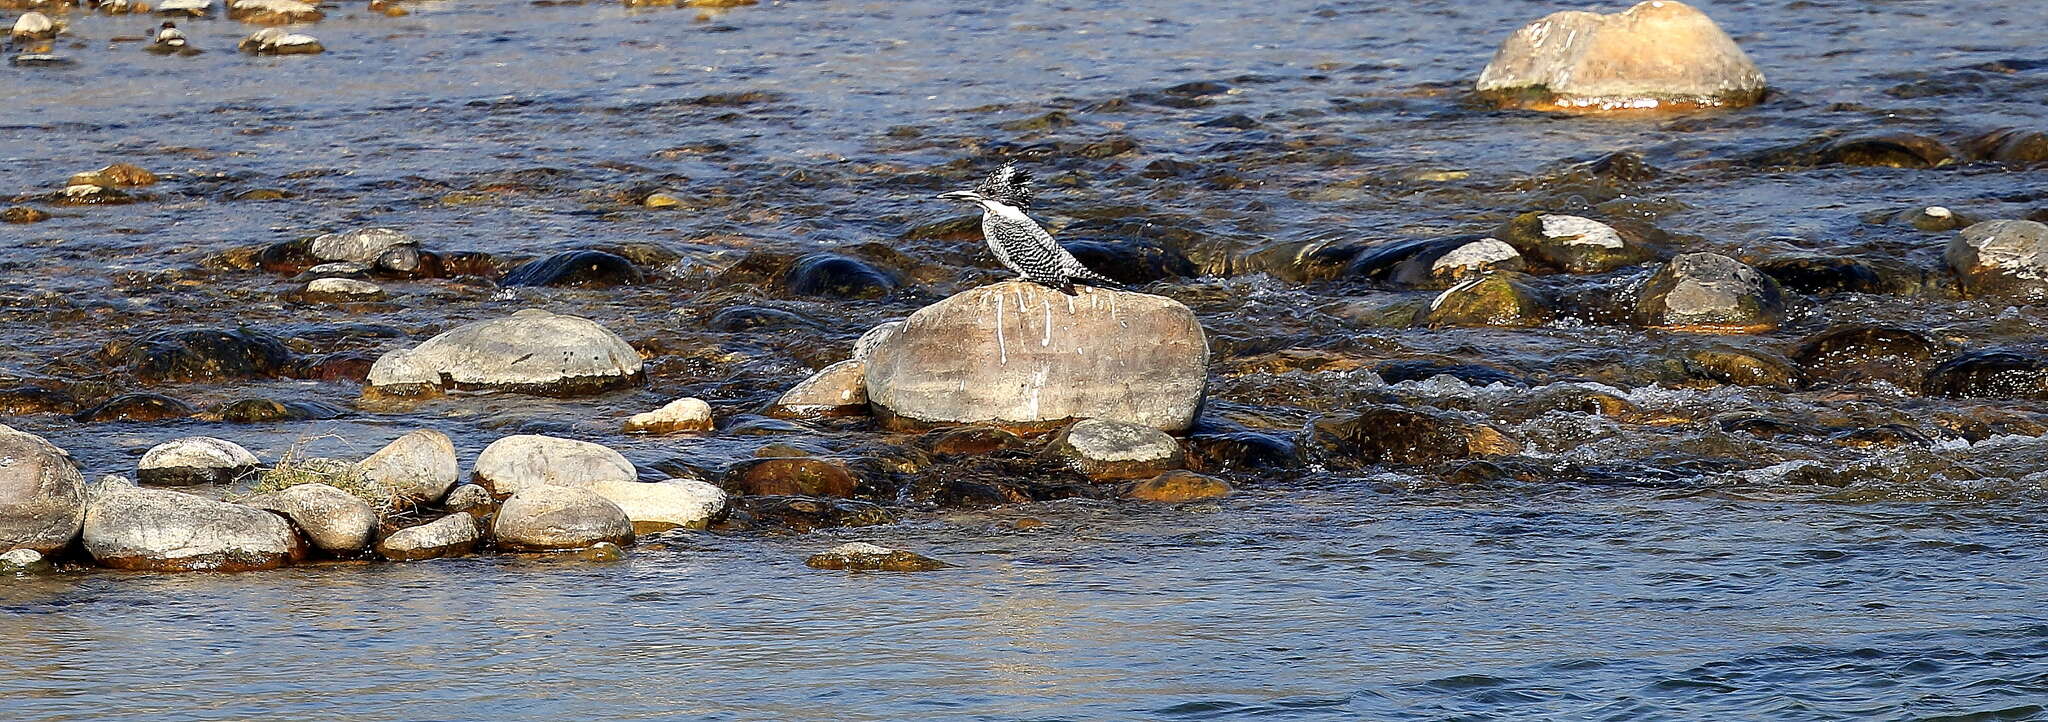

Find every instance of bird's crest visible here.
[974,162,1035,208]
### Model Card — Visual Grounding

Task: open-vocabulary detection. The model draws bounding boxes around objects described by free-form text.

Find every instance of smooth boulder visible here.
[583,479,727,533]
[137,436,259,486]
[354,430,460,505]
[491,486,634,552]
[472,434,636,497]
[623,397,714,434]
[1046,419,1186,480]
[768,360,869,418]
[1632,253,1785,332]
[864,281,1208,432]
[310,228,414,265]
[375,513,480,561]
[1476,0,1766,113]
[1946,220,2048,303]
[82,480,303,571]
[365,309,643,396]
[0,425,87,555]
[244,483,375,555]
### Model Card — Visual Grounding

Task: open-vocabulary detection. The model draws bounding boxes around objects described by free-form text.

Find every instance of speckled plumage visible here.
[952,163,1117,295]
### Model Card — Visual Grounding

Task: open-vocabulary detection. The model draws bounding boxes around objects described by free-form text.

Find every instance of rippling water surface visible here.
[4,0,2048,718]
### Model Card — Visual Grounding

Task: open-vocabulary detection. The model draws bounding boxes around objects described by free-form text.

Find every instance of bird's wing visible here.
[984,213,1066,280]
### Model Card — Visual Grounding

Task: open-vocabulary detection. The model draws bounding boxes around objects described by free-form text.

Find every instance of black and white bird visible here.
[148,22,188,52]
[937,163,1118,295]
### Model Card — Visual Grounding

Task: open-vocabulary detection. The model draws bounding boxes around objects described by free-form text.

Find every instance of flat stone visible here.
[365,309,643,396]
[582,479,727,533]
[1046,418,1185,480]
[472,434,636,497]
[82,481,304,571]
[309,228,414,264]
[375,512,479,561]
[137,436,258,486]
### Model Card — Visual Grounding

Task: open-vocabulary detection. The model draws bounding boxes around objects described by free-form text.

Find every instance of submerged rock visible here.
[1123,470,1233,503]
[1822,132,1955,169]
[1753,254,1890,295]
[492,486,634,552]
[2,206,50,223]
[1946,220,2048,303]
[105,327,293,384]
[1475,0,1766,113]
[726,457,861,498]
[1343,235,1525,288]
[472,434,637,497]
[243,483,375,556]
[500,250,644,288]
[729,496,892,533]
[0,426,87,556]
[864,281,1209,432]
[354,430,459,505]
[1924,350,2048,400]
[785,253,898,299]
[298,277,385,302]
[768,360,868,418]
[68,163,157,188]
[1632,253,1785,332]
[375,512,479,561]
[623,397,714,434]
[1964,128,2048,166]
[1496,213,1655,273]
[74,393,197,423]
[582,479,727,532]
[1045,419,1185,481]
[82,479,304,571]
[364,309,643,396]
[1301,406,1520,468]
[137,436,259,486]
[1793,325,1954,391]
[804,542,947,572]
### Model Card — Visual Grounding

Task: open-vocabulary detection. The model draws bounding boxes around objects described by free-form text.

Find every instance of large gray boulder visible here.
[244,483,375,556]
[491,486,634,552]
[471,434,637,497]
[82,479,304,571]
[0,425,86,556]
[375,513,480,561]
[137,436,259,486]
[1476,0,1766,113]
[354,430,460,505]
[864,281,1209,432]
[1946,220,2048,303]
[365,309,643,396]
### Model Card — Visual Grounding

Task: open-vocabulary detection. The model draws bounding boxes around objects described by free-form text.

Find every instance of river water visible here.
[4,0,2048,718]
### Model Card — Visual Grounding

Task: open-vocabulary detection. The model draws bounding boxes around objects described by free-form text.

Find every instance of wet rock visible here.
[1964,128,2048,166]
[137,436,258,486]
[624,397,714,434]
[443,484,493,514]
[1058,240,1198,285]
[1924,350,2048,400]
[104,327,293,384]
[1793,325,1953,390]
[158,0,214,17]
[1946,220,2048,303]
[1342,235,1525,288]
[1676,347,1800,390]
[82,479,303,571]
[1045,419,1185,481]
[1897,206,1972,233]
[785,253,897,299]
[1753,254,1888,295]
[1475,0,1766,113]
[365,309,643,396]
[298,277,385,302]
[355,430,459,506]
[74,393,196,423]
[227,0,321,24]
[1496,213,1655,274]
[768,360,868,418]
[54,183,134,205]
[10,11,54,40]
[705,305,820,332]
[244,483,375,556]
[199,398,344,423]
[726,457,860,498]
[1301,406,1520,468]
[68,163,157,188]
[728,496,892,533]
[921,426,1031,457]
[238,27,321,54]
[500,250,644,288]
[1185,431,1297,472]
[309,228,412,264]
[2,206,50,223]
[1377,360,1527,387]
[0,386,76,416]
[582,479,726,533]
[472,434,637,497]
[375,512,479,561]
[1123,470,1232,503]
[865,281,1209,433]
[1822,132,1955,169]
[804,542,947,572]
[1632,253,1785,332]
[1418,273,1552,328]
[0,426,87,556]
[0,548,51,575]
[491,486,634,552]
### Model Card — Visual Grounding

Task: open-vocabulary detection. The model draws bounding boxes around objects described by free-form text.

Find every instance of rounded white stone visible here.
[1431,237,1521,272]
[1538,215,1625,248]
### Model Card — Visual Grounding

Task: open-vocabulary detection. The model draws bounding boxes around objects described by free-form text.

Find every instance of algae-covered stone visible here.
[804,542,947,572]
[1632,253,1785,332]
[1946,220,2048,303]
[1418,273,1551,328]
[1123,471,1233,503]
[1497,212,1655,273]
[1300,406,1520,468]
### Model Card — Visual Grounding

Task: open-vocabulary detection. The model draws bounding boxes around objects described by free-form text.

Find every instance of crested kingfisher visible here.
[937,163,1118,295]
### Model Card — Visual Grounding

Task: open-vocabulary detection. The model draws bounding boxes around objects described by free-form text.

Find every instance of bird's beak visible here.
[936,190,977,202]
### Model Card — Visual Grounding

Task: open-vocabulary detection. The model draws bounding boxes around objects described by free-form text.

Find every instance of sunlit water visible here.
[4,0,2048,718]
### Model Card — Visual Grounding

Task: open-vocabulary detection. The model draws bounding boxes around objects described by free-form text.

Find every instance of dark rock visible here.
[726,495,893,533]
[1344,235,1525,288]
[1963,128,2048,165]
[1676,347,1800,390]
[1822,132,1956,168]
[1496,212,1656,274]
[724,457,861,498]
[1753,254,1887,295]
[1300,406,1520,468]
[500,250,644,288]
[921,426,1032,457]
[0,386,78,416]
[1059,240,1198,285]
[1793,325,1954,390]
[199,398,345,423]
[103,328,293,384]
[1924,350,2048,400]
[705,305,820,332]
[1830,425,1932,449]
[1377,360,1527,387]
[1185,431,1297,472]
[785,253,897,299]
[74,393,197,423]
[804,542,948,571]
[1198,114,1260,129]
[2,206,50,223]
[291,351,377,382]
[1632,253,1785,332]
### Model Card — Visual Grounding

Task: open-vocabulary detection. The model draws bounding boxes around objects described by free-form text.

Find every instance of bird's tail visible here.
[1070,267,1128,292]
